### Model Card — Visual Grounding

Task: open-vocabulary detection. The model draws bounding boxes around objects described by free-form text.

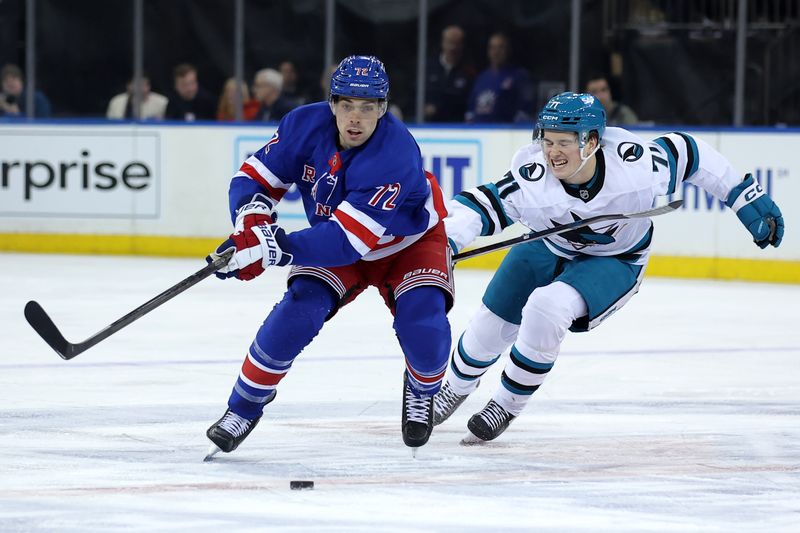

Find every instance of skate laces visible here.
[478,400,512,430]
[218,411,252,437]
[435,382,464,412]
[405,385,431,424]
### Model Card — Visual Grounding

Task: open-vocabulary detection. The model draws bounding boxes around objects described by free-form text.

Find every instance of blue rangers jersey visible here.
[229,102,447,266]
[446,127,744,265]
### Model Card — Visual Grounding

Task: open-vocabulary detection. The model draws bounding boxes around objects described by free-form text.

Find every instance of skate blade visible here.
[459,431,488,446]
[203,443,222,462]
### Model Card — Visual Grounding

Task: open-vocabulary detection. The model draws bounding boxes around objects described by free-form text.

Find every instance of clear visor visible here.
[535,128,590,148]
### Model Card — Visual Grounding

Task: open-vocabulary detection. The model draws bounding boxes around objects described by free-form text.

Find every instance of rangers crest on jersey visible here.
[312,173,339,216]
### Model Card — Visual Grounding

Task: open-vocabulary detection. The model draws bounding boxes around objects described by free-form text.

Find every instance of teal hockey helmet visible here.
[534,92,606,147]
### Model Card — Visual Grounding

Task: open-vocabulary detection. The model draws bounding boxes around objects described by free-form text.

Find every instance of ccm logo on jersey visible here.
[518,162,546,182]
[617,142,644,162]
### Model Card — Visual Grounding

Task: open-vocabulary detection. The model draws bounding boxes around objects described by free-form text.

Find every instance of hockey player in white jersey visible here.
[434,92,784,443]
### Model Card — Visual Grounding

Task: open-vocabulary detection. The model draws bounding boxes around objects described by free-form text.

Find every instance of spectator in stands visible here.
[278,60,308,108]
[585,73,639,125]
[0,63,51,118]
[425,25,476,123]
[165,63,217,121]
[216,77,260,121]
[310,64,339,102]
[252,68,295,122]
[106,76,168,120]
[466,32,535,123]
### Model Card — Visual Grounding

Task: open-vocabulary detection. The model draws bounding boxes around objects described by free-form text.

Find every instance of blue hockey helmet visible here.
[330,55,389,100]
[534,92,606,147]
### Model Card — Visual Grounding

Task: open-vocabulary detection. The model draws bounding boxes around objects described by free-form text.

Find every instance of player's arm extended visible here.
[651,132,783,248]
[445,180,519,254]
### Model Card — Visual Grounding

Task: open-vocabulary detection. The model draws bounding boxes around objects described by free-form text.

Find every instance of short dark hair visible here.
[173,63,196,79]
[584,72,610,89]
[1,63,23,82]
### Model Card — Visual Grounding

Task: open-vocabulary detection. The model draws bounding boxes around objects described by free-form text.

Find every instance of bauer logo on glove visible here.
[207,223,293,281]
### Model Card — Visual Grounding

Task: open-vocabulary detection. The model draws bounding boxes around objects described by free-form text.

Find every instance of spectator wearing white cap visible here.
[252,68,295,122]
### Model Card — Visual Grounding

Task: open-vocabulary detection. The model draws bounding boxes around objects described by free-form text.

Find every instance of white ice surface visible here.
[1,253,799,532]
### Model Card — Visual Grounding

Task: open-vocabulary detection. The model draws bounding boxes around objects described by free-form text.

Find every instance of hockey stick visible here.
[24,250,234,360]
[451,199,683,264]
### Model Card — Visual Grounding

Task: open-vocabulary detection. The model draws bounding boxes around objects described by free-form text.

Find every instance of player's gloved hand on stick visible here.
[234,194,276,233]
[207,223,293,281]
[726,173,784,248]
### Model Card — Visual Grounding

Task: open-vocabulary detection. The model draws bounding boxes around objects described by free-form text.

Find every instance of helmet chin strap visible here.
[561,142,600,182]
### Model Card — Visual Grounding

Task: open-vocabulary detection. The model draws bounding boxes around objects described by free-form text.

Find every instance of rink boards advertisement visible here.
[0,122,797,282]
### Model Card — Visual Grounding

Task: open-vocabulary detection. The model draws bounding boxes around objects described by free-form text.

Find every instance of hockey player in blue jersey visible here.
[204,56,453,456]
[434,92,784,444]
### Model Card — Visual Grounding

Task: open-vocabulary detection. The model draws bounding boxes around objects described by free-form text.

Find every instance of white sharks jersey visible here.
[446,127,743,265]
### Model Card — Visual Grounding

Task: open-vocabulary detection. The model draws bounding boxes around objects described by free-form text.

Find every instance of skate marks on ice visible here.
[1,400,800,530]
[4,399,799,492]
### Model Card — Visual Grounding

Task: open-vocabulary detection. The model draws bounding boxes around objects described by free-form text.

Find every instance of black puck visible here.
[290,480,314,490]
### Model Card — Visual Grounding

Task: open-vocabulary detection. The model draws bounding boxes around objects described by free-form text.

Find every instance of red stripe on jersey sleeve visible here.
[240,162,287,202]
[425,171,448,219]
[334,209,380,249]
[241,356,287,387]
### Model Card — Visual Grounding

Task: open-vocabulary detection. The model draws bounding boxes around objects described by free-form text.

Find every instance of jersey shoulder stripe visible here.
[477,183,513,230]
[456,191,495,234]
[496,171,521,198]
[237,155,291,202]
[332,201,385,254]
[652,132,700,194]
[672,131,699,182]
[453,180,513,236]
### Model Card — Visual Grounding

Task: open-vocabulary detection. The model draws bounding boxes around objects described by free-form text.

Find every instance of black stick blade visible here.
[24,301,77,360]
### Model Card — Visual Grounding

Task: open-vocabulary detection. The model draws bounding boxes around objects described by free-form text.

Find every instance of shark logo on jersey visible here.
[617,142,644,162]
[518,162,546,182]
[551,212,619,249]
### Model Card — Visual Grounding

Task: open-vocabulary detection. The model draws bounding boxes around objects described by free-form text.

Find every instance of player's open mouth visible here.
[347,128,362,138]
[551,157,568,169]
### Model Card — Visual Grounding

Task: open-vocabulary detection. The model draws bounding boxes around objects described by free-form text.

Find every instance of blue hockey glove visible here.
[207,223,293,281]
[725,173,784,249]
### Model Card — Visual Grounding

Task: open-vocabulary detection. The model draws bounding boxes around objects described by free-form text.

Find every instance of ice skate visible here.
[205,409,261,457]
[460,399,515,445]
[401,374,434,448]
[204,391,275,460]
[432,381,469,426]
